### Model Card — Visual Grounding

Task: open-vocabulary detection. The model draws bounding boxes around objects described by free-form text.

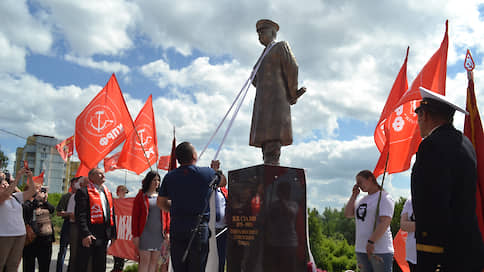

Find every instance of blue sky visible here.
[1,0,484,211]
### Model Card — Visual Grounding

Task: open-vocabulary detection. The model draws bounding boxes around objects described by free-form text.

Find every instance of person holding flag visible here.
[344,170,394,272]
[411,87,484,271]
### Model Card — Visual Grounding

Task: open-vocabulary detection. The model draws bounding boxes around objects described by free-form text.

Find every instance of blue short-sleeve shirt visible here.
[159,165,217,233]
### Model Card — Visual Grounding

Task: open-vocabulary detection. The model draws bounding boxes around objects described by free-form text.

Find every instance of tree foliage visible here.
[390,197,407,237]
[308,196,408,272]
[0,147,8,170]
[309,208,357,271]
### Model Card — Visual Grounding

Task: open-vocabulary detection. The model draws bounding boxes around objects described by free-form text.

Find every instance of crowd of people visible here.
[0,141,227,272]
[2,87,484,272]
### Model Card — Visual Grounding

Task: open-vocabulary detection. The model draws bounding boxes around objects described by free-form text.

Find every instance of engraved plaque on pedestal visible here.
[226,164,308,272]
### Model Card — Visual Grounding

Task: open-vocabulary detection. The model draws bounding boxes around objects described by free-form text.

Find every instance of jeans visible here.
[56,220,70,272]
[356,252,393,272]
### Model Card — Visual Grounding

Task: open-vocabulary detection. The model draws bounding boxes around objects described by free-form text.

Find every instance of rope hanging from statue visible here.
[199,41,277,161]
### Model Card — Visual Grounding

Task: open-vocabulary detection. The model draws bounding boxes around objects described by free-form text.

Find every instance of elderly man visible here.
[157,142,226,272]
[75,168,116,272]
[250,19,305,165]
[411,87,484,271]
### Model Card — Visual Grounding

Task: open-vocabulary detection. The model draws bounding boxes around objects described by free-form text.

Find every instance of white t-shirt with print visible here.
[0,192,26,236]
[401,198,416,264]
[354,191,394,254]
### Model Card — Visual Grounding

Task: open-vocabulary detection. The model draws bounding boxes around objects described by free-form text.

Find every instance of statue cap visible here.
[256,19,279,32]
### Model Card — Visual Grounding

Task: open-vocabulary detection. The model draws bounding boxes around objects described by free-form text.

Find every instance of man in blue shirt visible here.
[157,141,226,272]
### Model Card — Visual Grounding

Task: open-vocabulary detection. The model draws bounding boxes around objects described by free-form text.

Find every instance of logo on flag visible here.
[75,74,134,168]
[104,152,121,173]
[117,95,158,174]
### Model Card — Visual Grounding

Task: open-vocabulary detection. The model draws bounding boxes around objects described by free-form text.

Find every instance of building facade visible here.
[15,134,79,193]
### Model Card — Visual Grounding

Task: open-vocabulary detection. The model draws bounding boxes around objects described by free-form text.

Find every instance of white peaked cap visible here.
[418,87,468,115]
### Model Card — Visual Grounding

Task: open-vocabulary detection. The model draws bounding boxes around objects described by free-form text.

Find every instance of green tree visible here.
[0,147,8,170]
[390,197,407,237]
[320,207,355,245]
[309,208,357,271]
[47,193,64,241]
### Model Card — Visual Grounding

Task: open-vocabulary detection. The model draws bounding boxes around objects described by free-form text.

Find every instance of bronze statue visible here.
[250,19,305,165]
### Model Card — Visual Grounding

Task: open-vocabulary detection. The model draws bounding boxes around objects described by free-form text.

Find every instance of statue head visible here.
[256,19,279,46]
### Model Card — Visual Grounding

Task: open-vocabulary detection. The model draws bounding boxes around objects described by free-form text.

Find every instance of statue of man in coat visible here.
[250,19,305,165]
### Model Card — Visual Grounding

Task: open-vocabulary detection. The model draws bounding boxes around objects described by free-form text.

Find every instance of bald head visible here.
[175,142,197,165]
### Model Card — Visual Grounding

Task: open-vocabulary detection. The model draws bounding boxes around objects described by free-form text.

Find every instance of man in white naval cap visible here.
[411,87,484,271]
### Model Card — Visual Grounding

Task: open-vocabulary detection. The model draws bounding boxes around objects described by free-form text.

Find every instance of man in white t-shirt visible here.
[400,198,416,272]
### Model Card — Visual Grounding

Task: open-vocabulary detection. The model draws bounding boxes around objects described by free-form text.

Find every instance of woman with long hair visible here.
[344,170,394,272]
[132,171,163,272]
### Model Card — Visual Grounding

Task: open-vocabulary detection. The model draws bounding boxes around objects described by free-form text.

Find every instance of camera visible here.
[40,187,47,193]
[3,171,11,183]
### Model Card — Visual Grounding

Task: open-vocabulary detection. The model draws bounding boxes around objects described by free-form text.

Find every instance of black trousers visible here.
[216,228,227,272]
[75,238,108,272]
[22,238,52,272]
[170,225,209,272]
[408,261,416,272]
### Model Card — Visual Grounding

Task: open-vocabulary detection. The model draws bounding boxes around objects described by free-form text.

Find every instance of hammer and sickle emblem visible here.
[90,111,114,133]
[136,128,152,147]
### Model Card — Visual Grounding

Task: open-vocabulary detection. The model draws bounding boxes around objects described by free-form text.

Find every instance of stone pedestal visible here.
[226,164,308,272]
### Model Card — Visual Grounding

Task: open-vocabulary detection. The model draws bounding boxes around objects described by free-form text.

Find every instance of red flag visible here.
[75,162,91,177]
[32,171,44,186]
[75,74,134,169]
[373,48,409,176]
[117,95,158,175]
[56,136,74,162]
[463,54,484,242]
[395,20,448,107]
[162,130,176,235]
[374,21,449,177]
[157,155,171,170]
[168,132,177,171]
[104,152,121,173]
[393,230,410,272]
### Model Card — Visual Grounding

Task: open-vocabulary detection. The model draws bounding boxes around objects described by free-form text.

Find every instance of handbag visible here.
[25,224,36,246]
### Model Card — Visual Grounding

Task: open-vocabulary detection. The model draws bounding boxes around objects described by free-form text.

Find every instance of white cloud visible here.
[38,0,138,56]
[0,73,101,138]
[64,54,130,74]
[0,0,52,74]
[0,34,26,74]
[2,0,484,212]
[0,0,53,54]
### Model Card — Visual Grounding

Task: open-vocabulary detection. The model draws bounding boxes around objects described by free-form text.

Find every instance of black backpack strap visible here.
[12,194,21,204]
